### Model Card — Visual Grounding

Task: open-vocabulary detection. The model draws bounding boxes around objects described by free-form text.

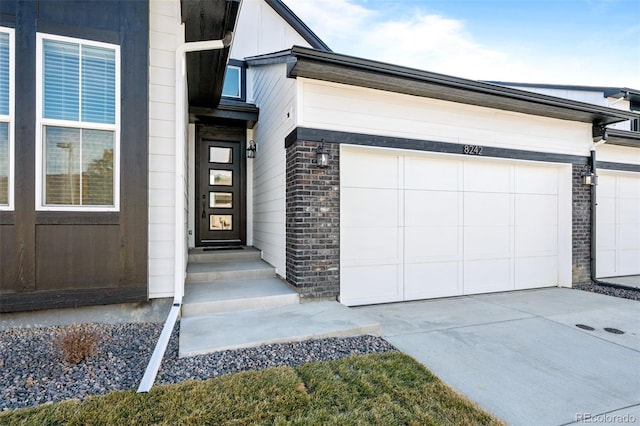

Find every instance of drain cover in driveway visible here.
[575,324,595,331]
[604,327,624,334]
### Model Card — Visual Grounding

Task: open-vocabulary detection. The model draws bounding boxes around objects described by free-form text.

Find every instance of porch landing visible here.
[179,247,380,358]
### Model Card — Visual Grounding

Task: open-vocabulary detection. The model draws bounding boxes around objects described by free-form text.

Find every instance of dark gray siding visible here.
[0,0,149,312]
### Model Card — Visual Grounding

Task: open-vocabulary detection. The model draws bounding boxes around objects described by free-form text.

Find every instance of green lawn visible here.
[0,353,504,425]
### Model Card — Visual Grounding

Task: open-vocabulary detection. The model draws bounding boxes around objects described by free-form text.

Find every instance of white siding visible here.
[148,0,182,298]
[231,0,312,60]
[251,63,297,277]
[597,144,640,166]
[298,79,593,157]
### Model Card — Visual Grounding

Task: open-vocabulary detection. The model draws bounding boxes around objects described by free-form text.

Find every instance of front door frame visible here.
[195,124,247,246]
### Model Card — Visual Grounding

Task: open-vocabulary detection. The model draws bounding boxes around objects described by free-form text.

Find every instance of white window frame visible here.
[0,27,15,211]
[35,33,120,211]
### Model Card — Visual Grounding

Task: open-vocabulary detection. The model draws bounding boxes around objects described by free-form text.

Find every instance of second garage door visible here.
[340,146,572,306]
[596,171,640,278]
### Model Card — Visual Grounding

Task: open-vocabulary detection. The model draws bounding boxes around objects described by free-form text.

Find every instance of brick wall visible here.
[572,163,592,285]
[285,140,340,299]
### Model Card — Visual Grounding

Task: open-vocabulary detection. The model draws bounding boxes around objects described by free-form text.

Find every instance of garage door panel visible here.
[619,198,640,224]
[404,262,462,300]
[515,256,558,289]
[405,226,460,262]
[341,152,399,189]
[619,250,640,275]
[464,162,511,193]
[405,191,460,227]
[619,176,640,198]
[342,227,400,264]
[464,226,510,259]
[515,194,557,225]
[340,265,402,306]
[514,166,558,194]
[598,175,616,197]
[341,188,398,227]
[597,250,617,278]
[619,226,640,250]
[464,193,511,226]
[597,197,616,224]
[597,223,616,250]
[515,225,558,256]
[463,259,512,294]
[405,157,460,191]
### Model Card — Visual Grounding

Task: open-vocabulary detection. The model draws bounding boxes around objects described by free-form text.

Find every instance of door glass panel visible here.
[210,214,233,230]
[210,192,232,208]
[209,147,232,163]
[210,170,232,186]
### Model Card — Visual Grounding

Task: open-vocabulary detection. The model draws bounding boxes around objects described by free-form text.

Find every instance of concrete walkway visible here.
[356,288,640,426]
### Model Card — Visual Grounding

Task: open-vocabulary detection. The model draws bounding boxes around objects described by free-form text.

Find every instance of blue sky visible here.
[285,0,640,88]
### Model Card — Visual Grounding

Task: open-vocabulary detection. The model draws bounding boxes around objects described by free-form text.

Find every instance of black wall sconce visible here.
[581,165,598,185]
[247,140,257,158]
[316,141,329,168]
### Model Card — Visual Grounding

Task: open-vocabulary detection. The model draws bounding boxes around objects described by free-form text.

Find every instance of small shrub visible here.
[53,324,103,364]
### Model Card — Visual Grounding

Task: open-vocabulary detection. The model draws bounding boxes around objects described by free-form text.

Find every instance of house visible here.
[1,0,638,313]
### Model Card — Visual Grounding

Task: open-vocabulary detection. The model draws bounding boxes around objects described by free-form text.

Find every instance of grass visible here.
[0,352,504,425]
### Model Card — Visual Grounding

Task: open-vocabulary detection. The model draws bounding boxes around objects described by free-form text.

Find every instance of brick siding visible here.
[285,140,340,299]
[572,163,592,285]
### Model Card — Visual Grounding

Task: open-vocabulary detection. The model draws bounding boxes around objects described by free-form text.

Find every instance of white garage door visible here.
[340,146,571,306]
[596,172,640,278]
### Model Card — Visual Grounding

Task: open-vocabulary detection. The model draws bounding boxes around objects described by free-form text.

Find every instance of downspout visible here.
[589,136,606,284]
[137,31,232,393]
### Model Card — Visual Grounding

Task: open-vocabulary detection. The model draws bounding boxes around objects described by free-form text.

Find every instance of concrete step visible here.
[188,247,262,264]
[181,277,299,318]
[186,259,275,283]
[179,301,381,357]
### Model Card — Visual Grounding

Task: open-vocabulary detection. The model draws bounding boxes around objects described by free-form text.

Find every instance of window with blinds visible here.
[37,34,119,210]
[0,29,13,208]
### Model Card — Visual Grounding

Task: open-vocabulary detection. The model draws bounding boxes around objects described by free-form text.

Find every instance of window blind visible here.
[81,45,115,124]
[0,32,9,116]
[43,40,80,121]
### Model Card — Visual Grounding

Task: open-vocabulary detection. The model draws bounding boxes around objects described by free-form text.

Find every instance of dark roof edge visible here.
[289,46,639,124]
[264,0,332,52]
[605,129,640,148]
[245,49,293,66]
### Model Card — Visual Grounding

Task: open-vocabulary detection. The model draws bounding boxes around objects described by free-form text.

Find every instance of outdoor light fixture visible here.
[316,141,329,168]
[581,165,598,185]
[582,171,598,186]
[247,140,257,159]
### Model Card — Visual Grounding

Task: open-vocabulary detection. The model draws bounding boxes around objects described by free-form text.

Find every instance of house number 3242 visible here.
[463,145,483,155]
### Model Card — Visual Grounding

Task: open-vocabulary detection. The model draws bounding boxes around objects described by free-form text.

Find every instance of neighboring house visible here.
[1,0,638,313]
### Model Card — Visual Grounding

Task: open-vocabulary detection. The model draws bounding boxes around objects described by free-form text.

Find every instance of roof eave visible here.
[181,0,241,109]
[605,129,640,148]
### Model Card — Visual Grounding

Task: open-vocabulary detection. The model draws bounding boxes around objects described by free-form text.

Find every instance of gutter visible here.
[137,31,233,393]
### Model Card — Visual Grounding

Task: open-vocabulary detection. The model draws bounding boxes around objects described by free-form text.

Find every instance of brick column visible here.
[285,140,340,299]
[572,163,592,285]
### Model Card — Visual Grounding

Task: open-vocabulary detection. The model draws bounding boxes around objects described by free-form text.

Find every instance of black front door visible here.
[196,126,246,246]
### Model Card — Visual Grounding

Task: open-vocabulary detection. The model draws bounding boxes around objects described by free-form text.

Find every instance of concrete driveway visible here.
[356,288,640,426]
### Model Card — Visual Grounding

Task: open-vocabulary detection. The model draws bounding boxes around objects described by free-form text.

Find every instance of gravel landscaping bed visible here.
[0,322,396,411]
[575,282,640,301]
